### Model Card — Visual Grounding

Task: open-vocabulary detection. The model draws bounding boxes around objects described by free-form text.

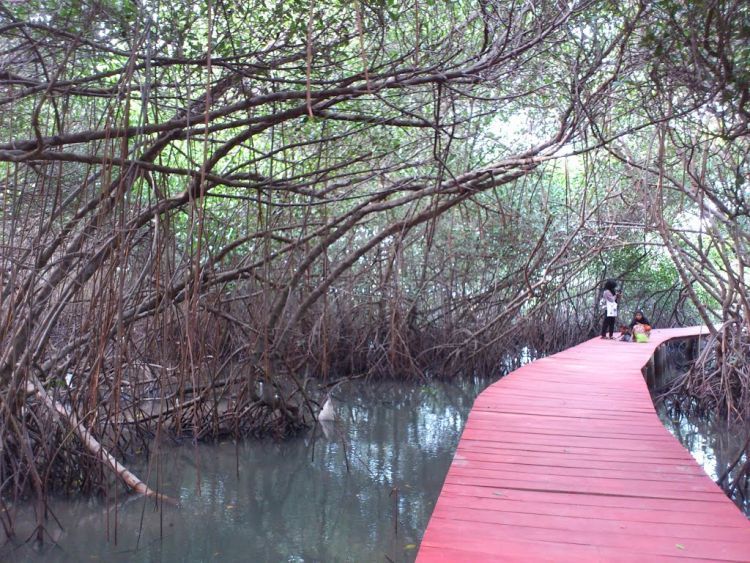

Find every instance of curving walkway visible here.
[417,327,750,562]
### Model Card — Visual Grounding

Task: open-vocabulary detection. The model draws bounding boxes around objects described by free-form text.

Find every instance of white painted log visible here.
[26,380,171,501]
[318,397,335,421]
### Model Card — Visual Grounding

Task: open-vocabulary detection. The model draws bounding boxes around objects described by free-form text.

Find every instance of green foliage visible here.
[0,0,746,363]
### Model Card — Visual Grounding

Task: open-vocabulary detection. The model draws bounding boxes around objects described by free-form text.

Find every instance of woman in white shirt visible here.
[600,279,621,339]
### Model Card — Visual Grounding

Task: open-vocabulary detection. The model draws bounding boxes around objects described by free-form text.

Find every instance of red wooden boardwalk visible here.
[418,327,750,562]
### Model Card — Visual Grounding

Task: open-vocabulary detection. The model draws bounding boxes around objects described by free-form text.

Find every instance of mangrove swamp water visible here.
[6,342,747,562]
[1,376,501,562]
[655,399,750,518]
[652,344,750,518]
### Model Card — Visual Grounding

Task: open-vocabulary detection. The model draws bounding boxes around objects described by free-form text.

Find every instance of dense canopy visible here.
[0,0,748,519]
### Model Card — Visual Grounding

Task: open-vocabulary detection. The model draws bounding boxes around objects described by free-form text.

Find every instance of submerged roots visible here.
[663,322,750,420]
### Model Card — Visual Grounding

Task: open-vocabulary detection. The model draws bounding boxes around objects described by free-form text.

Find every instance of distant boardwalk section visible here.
[418,327,750,561]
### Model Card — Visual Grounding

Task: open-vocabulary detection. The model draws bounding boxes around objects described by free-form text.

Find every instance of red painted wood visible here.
[438,484,745,517]
[417,328,750,561]
[435,494,747,527]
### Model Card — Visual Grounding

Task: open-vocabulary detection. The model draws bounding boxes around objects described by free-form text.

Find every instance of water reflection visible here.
[2,377,497,562]
[653,344,750,518]
[656,398,750,518]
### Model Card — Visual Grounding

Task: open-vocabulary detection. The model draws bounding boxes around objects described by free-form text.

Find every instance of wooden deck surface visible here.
[417,327,750,562]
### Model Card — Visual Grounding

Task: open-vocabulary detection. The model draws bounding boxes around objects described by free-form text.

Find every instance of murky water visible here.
[656,399,750,517]
[5,341,747,561]
[1,377,498,562]
[652,344,750,518]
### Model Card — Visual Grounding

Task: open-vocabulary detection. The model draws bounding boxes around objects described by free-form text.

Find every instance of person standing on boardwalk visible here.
[600,279,621,339]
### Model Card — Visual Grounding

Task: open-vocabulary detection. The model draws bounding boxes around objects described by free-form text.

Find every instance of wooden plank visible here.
[449,451,709,475]
[448,459,714,483]
[437,484,750,520]
[425,510,750,543]
[418,541,726,563]
[442,474,724,499]
[423,518,750,561]
[455,440,698,462]
[435,494,748,527]
[417,327,750,561]
[457,430,693,453]
[462,431,679,446]
[416,544,720,563]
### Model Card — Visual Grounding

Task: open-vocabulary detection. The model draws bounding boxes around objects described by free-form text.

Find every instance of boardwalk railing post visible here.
[644,356,655,388]
[686,336,698,361]
[654,346,666,388]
